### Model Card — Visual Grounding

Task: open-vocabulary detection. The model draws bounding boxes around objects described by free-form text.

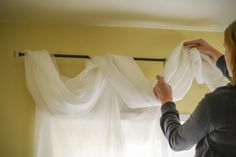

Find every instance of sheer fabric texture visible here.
[164,42,229,101]
[24,42,228,157]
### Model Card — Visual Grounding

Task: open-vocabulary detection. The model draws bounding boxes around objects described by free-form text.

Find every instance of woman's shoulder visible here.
[202,85,236,104]
[202,85,236,127]
[213,84,236,94]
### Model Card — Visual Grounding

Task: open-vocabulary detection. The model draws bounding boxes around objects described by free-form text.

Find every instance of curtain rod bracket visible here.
[14,51,26,58]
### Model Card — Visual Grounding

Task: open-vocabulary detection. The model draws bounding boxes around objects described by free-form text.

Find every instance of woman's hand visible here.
[183,39,223,61]
[153,75,173,105]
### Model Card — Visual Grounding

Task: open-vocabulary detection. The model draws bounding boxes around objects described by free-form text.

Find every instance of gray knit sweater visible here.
[160,56,236,157]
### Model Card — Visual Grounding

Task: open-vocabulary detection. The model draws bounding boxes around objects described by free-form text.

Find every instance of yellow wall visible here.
[0,22,224,157]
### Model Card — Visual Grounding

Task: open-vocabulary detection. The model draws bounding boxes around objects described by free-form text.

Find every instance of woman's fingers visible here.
[183,39,203,48]
[183,39,222,61]
[153,74,173,104]
[156,75,164,80]
[153,84,160,99]
[183,39,203,45]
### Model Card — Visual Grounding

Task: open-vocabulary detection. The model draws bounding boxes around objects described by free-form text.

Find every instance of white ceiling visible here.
[0,0,235,32]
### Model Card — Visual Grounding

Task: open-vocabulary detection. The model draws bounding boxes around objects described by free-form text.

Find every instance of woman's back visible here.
[195,85,236,156]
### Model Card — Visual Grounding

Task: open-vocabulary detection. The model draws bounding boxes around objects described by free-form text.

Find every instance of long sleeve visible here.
[216,55,231,80]
[160,96,214,151]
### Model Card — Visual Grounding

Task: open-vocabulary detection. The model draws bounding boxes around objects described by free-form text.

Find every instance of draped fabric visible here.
[164,42,229,101]
[24,42,228,157]
[25,51,164,157]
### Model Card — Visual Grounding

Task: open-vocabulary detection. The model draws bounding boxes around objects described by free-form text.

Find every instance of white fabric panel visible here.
[164,42,229,101]
[25,51,164,157]
[24,42,228,157]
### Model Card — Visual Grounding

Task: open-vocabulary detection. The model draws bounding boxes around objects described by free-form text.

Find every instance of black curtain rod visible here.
[15,52,166,62]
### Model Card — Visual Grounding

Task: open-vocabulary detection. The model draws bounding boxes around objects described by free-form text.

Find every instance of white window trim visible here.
[180,114,190,123]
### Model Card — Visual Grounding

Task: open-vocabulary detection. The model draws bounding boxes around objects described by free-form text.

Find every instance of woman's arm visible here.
[216,56,231,80]
[160,98,213,151]
[153,75,214,151]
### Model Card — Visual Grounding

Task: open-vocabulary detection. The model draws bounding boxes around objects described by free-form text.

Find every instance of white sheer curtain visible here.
[25,51,164,157]
[164,41,229,101]
[24,42,228,157]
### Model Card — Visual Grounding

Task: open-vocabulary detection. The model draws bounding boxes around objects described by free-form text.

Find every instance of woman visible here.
[153,20,236,157]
